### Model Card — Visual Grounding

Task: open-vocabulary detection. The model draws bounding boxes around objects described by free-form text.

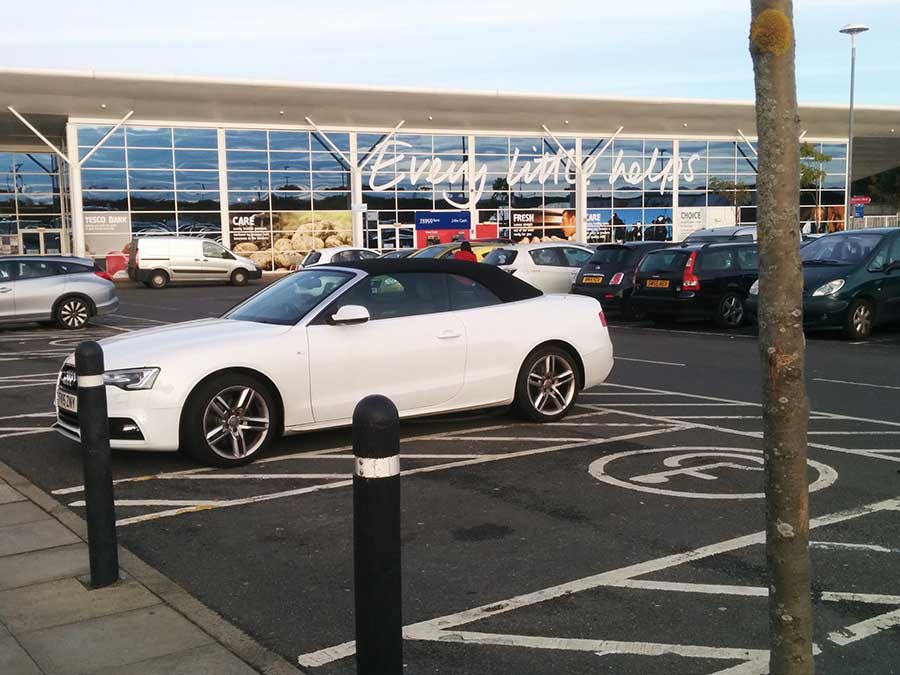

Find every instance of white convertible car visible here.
[55,259,614,467]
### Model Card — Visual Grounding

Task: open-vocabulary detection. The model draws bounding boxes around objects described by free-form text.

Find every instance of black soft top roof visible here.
[326,258,543,303]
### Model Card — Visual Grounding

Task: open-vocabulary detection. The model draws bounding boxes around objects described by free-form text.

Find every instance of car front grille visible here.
[58,365,77,393]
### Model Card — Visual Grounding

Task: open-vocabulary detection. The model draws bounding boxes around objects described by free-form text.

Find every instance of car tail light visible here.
[683,251,701,291]
[609,272,624,286]
[94,270,112,281]
[599,311,608,327]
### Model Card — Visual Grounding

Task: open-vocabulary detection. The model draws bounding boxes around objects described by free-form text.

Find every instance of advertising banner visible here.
[415,211,471,246]
[84,212,132,258]
[229,210,353,271]
[585,209,612,244]
[510,209,577,243]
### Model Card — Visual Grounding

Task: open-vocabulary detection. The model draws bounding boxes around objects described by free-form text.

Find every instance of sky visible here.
[7,0,900,106]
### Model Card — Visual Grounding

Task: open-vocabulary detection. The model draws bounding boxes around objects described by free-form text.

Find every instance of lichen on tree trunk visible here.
[749,2,814,674]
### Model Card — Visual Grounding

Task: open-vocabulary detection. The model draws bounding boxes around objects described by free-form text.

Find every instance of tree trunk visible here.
[749,2,814,674]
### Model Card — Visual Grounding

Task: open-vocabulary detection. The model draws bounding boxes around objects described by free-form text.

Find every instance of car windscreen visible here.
[413,245,449,259]
[483,249,518,266]
[225,270,354,325]
[638,250,689,274]
[800,233,883,266]
[587,247,631,265]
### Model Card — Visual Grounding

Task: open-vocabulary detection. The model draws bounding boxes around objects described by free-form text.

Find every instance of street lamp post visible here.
[840,23,869,230]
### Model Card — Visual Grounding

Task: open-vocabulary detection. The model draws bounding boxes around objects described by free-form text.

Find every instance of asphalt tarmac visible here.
[1,279,899,674]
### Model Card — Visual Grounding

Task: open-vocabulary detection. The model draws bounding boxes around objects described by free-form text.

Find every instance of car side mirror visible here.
[329,305,370,325]
[886,261,900,273]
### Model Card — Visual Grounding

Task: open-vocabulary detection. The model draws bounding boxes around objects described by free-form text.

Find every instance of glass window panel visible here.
[645,140,674,155]
[476,192,508,210]
[133,215,177,234]
[680,173,707,190]
[130,191,176,211]
[312,191,351,210]
[226,152,269,170]
[175,170,219,191]
[271,192,312,210]
[613,192,643,208]
[476,156,509,173]
[824,159,847,175]
[544,191,575,208]
[475,136,509,154]
[127,148,174,170]
[707,191,735,207]
[613,139,644,155]
[16,173,60,192]
[310,153,347,171]
[395,192,434,209]
[126,127,172,147]
[226,130,267,150]
[707,157,735,173]
[823,174,846,189]
[395,134,433,154]
[683,155,707,173]
[17,216,64,230]
[81,147,126,169]
[77,125,125,147]
[228,192,270,210]
[269,151,309,172]
[16,153,59,174]
[311,132,349,152]
[542,138,576,154]
[362,191,396,210]
[433,135,468,154]
[586,193,612,208]
[0,194,15,213]
[178,213,221,232]
[359,134,388,155]
[707,141,737,157]
[511,192,542,209]
[0,153,14,173]
[128,170,175,190]
[82,169,127,190]
[268,131,310,151]
[83,190,128,211]
[173,128,218,149]
[644,192,673,208]
[177,191,221,211]
[822,143,847,158]
[312,172,350,190]
[737,156,759,174]
[820,191,845,206]
[16,194,61,214]
[227,171,270,190]
[586,173,613,189]
[584,154,613,174]
[510,137,544,155]
[175,149,219,170]
[271,173,310,191]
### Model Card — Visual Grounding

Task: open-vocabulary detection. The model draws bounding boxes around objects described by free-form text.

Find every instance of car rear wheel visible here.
[845,299,874,340]
[55,297,91,329]
[181,373,280,467]
[715,292,746,329]
[514,347,579,422]
[231,268,249,287]
[149,270,169,289]
[622,295,645,322]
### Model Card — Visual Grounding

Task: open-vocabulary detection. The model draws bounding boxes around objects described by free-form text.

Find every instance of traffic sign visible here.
[851,195,872,205]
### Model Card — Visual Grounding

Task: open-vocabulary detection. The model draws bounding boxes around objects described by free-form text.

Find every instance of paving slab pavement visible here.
[0,467,301,675]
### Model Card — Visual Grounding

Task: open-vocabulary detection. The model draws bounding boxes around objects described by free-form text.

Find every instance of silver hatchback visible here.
[0,256,119,329]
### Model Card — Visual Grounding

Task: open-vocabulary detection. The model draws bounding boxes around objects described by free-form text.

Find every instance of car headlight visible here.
[749,280,759,296]
[812,279,845,297]
[103,368,160,390]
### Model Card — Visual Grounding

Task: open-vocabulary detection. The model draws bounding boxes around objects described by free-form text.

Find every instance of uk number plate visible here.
[582,275,604,285]
[56,390,77,413]
[646,279,670,288]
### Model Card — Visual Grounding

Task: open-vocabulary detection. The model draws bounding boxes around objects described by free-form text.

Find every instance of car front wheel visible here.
[181,373,280,467]
[845,299,874,340]
[56,297,91,329]
[514,347,580,422]
[149,270,169,289]
[231,269,249,286]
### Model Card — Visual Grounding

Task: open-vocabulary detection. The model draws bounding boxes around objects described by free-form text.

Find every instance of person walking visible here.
[453,241,478,262]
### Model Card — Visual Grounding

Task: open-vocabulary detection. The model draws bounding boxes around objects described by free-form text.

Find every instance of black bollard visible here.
[352,395,402,675]
[75,341,119,589]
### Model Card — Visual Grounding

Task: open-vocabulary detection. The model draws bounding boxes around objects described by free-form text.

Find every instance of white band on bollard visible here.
[355,455,400,479]
[77,374,105,388]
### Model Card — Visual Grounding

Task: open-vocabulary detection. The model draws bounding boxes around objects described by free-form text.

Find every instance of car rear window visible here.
[638,250,689,274]
[697,249,737,272]
[483,249,518,266]
[588,248,630,265]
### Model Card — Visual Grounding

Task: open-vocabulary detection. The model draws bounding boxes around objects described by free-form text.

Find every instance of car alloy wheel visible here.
[58,298,89,329]
[718,293,745,328]
[848,301,873,339]
[526,353,577,416]
[231,269,248,286]
[150,271,169,289]
[202,385,270,460]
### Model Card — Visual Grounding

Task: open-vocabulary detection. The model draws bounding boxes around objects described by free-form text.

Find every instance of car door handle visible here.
[437,330,462,340]
[0,288,10,294]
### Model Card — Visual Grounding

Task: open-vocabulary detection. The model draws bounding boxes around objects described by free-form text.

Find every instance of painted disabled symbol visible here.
[589,447,837,499]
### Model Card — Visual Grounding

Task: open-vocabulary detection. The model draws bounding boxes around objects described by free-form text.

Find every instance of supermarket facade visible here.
[2,69,900,270]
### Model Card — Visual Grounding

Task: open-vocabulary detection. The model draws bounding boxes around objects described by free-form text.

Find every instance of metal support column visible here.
[349,132,364,247]
[575,138,587,244]
[66,123,86,257]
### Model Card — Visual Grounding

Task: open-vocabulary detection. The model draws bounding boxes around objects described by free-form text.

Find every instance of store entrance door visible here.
[19,229,66,255]
[377,226,414,251]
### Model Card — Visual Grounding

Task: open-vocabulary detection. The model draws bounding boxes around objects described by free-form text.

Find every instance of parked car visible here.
[483,243,594,294]
[127,237,261,289]
[630,242,758,328]
[410,241,505,261]
[571,242,678,319]
[53,259,614,466]
[747,228,900,339]
[0,256,118,329]
[683,226,757,244]
[302,246,380,267]
[379,249,417,259]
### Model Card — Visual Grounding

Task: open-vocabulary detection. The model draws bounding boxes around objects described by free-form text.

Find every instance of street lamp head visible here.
[840,24,870,36]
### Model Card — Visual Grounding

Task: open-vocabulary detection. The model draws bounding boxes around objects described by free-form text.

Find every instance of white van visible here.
[127,237,261,289]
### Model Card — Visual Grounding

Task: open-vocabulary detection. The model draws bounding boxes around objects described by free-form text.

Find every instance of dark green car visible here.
[747,228,900,339]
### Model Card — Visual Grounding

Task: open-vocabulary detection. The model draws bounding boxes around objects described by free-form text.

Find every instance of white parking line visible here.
[828,608,900,646]
[0,429,53,440]
[813,377,900,391]
[614,357,687,367]
[810,541,900,554]
[69,499,227,507]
